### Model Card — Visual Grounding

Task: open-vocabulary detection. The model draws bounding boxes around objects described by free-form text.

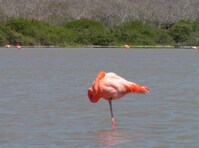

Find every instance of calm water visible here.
[0,48,198,148]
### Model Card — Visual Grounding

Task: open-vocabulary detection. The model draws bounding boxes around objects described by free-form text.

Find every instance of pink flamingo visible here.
[5,44,11,48]
[87,71,149,128]
[192,46,198,50]
[16,44,21,49]
[124,44,130,48]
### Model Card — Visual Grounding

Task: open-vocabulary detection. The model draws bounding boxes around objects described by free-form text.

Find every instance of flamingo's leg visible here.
[109,99,115,128]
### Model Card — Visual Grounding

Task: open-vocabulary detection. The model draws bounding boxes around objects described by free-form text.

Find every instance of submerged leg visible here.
[109,99,115,128]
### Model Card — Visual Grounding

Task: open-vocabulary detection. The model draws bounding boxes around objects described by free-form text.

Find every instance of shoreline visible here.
[0,45,198,49]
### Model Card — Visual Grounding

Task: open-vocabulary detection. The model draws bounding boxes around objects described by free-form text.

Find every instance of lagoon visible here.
[0,48,198,148]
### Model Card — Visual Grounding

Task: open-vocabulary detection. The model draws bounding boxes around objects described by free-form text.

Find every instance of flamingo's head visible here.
[87,88,100,103]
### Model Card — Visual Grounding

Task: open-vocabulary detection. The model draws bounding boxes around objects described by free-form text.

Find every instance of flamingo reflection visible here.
[91,129,143,147]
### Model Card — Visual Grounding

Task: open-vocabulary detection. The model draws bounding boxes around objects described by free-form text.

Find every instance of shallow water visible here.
[0,48,198,148]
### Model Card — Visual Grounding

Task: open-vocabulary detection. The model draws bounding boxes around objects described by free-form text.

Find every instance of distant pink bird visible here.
[192,46,198,50]
[16,44,21,49]
[87,71,149,128]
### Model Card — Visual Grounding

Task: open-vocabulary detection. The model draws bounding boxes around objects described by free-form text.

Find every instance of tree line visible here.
[0,17,199,47]
[0,0,199,47]
[0,0,199,27]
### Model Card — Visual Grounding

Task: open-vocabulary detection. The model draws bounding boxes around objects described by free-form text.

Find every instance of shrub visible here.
[5,17,75,46]
[45,25,75,46]
[185,31,199,45]
[192,19,199,32]
[0,32,7,45]
[155,29,174,45]
[92,33,113,46]
[6,17,30,34]
[113,21,157,45]
[65,19,112,45]
[0,26,7,45]
[168,20,192,43]
[6,30,36,45]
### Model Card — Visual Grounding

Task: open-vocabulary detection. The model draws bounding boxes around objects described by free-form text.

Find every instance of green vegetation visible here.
[168,20,192,44]
[64,19,113,46]
[114,21,151,45]
[0,17,199,47]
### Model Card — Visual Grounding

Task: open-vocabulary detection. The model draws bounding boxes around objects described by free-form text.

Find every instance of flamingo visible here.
[87,71,149,128]
[16,44,21,49]
[192,46,198,50]
[124,44,130,48]
[5,44,11,48]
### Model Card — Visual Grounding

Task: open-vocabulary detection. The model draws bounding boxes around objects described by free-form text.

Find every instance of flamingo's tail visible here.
[128,83,149,94]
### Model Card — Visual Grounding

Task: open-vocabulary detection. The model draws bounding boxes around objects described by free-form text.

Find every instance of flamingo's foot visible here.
[112,118,116,128]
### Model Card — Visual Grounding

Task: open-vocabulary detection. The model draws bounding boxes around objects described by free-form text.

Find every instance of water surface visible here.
[0,48,198,148]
